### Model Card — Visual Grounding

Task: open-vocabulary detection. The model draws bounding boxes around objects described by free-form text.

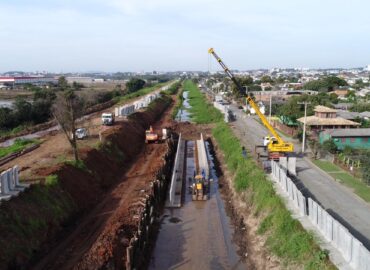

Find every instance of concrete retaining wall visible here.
[167,134,184,207]
[271,161,370,270]
[125,139,175,270]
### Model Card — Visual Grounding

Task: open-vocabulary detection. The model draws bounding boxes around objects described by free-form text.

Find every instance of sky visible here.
[1,0,370,72]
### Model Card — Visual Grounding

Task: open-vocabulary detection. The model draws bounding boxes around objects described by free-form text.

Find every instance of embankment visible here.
[0,96,172,270]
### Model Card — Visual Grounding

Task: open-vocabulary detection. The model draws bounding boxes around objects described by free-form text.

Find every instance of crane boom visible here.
[208,48,294,153]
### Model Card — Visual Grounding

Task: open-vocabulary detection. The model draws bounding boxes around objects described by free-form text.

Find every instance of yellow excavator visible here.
[191,175,209,201]
[208,48,294,159]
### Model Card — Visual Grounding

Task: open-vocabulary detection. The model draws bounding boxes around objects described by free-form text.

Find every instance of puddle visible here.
[176,91,192,122]
[168,217,182,223]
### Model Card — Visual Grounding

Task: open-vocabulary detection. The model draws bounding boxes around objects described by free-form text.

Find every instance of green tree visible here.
[303,76,347,92]
[231,76,253,96]
[322,139,337,154]
[57,76,69,91]
[260,75,274,83]
[126,78,146,93]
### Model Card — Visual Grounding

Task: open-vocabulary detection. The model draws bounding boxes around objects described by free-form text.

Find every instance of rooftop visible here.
[297,116,360,126]
[323,128,370,137]
[314,105,337,113]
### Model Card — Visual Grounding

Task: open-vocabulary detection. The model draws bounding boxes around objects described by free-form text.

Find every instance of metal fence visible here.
[271,161,370,270]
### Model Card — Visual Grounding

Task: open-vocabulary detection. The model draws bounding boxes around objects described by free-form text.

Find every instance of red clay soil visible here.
[30,96,175,270]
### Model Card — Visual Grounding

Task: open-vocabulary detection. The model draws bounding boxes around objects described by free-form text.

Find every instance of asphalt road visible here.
[228,103,370,249]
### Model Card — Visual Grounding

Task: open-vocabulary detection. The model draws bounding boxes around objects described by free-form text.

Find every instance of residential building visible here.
[297,105,360,135]
[319,128,370,150]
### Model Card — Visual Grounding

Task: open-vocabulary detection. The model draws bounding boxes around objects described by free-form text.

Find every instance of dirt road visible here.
[0,85,170,181]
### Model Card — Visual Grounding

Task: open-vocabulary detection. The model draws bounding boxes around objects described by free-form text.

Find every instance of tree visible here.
[57,76,69,91]
[14,97,32,124]
[52,87,84,161]
[126,78,146,93]
[303,76,347,92]
[322,139,337,154]
[231,76,253,96]
[260,75,274,84]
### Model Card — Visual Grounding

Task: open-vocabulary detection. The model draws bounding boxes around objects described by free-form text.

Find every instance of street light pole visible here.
[298,101,311,153]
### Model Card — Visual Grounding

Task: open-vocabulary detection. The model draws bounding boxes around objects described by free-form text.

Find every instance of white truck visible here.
[101,112,115,126]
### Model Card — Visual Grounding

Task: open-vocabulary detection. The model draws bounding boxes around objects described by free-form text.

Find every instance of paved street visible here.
[228,104,370,249]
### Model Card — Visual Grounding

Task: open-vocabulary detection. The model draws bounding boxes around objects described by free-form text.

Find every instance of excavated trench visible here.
[148,130,250,269]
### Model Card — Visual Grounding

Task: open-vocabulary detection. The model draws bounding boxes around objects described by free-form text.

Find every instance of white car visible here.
[263,136,276,147]
[75,128,88,140]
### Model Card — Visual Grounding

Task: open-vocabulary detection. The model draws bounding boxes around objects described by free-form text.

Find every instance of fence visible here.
[125,139,175,270]
[0,165,30,201]
[271,161,370,270]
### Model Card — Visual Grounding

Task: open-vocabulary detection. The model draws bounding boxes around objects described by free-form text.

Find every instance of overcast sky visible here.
[1,0,370,72]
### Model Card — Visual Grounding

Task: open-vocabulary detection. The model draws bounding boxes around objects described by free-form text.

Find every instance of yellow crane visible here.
[208,48,294,158]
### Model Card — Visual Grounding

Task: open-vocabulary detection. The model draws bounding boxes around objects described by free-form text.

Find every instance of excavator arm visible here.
[208,48,293,153]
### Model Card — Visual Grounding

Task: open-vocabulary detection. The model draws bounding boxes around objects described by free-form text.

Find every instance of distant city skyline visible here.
[1,0,370,72]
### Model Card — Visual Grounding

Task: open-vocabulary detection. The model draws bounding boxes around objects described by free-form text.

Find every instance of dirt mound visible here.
[0,96,173,270]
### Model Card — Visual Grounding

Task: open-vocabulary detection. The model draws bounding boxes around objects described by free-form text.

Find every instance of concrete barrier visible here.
[0,166,29,202]
[168,134,184,207]
[196,133,210,180]
[271,161,370,270]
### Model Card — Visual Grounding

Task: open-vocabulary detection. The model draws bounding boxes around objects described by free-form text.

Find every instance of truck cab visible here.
[101,113,115,126]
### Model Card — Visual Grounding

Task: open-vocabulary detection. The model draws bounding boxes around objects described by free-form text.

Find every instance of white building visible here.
[0,76,58,86]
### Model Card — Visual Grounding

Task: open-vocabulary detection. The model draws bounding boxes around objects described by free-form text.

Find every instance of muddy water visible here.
[149,141,247,270]
[176,91,191,122]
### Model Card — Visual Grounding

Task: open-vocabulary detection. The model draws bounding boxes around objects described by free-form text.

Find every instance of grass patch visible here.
[0,125,29,139]
[313,159,370,202]
[45,174,58,186]
[184,80,223,124]
[189,83,334,269]
[0,138,40,158]
[65,159,89,172]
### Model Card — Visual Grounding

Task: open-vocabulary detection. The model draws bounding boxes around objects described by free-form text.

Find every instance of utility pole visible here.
[298,101,311,153]
[269,95,272,124]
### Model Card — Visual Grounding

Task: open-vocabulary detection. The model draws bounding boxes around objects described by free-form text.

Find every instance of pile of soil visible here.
[0,96,172,270]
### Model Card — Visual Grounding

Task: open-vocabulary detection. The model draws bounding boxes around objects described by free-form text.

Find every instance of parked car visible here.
[75,128,88,140]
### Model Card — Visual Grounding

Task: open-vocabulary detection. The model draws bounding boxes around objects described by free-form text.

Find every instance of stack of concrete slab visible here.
[116,92,162,116]
[115,104,135,117]
[0,165,30,202]
[196,133,210,181]
[271,161,370,270]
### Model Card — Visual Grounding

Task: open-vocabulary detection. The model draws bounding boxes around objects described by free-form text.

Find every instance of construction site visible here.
[1,55,369,269]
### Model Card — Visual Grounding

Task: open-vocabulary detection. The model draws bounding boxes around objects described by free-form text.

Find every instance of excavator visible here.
[208,48,294,159]
[191,174,209,201]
